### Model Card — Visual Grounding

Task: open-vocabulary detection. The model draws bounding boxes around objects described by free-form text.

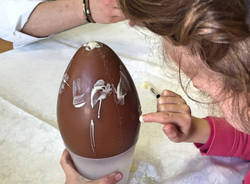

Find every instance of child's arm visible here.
[141,89,250,160]
[195,116,250,161]
[141,89,211,144]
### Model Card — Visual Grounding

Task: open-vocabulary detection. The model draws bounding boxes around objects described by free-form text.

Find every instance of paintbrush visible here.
[141,81,160,98]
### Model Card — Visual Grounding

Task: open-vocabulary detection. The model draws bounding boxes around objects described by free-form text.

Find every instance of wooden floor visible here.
[0,38,13,53]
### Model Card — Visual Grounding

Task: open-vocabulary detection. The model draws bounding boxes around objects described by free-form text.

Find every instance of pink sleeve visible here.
[194,116,250,161]
[243,171,250,184]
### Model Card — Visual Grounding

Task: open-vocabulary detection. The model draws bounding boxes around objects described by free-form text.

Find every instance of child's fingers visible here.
[142,111,191,130]
[158,96,186,105]
[157,103,191,114]
[141,111,189,126]
[141,112,192,142]
[141,112,175,124]
[161,89,180,97]
[162,124,182,142]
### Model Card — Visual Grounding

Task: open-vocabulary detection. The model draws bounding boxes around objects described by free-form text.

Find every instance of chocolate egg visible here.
[57,41,141,159]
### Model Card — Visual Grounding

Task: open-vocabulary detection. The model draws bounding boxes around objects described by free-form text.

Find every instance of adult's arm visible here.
[0,0,124,48]
[21,0,87,37]
[0,0,44,48]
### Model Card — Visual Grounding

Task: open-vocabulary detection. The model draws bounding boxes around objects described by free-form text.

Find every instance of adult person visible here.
[1,0,125,183]
[62,0,250,183]
[0,0,125,48]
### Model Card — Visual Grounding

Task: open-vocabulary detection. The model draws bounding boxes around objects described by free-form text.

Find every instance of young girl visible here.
[118,0,250,183]
[60,0,250,183]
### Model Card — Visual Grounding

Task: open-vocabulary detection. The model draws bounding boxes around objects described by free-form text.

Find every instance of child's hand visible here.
[141,89,210,144]
[141,89,192,142]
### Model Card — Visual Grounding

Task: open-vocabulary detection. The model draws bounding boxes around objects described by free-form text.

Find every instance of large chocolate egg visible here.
[57,41,141,158]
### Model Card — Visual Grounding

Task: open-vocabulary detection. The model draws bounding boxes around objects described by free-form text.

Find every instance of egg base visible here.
[68,145,136,184]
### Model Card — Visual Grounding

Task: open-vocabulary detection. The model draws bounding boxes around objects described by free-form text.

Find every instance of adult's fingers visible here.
[60,149,71,169]
[60,149,79,178]
[128,21,135,26]
[90,172,123,184]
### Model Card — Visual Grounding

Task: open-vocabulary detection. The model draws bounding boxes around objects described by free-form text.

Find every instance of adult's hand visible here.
[22,0,125,37]
[90,0,125,23]
[60,149,123,184]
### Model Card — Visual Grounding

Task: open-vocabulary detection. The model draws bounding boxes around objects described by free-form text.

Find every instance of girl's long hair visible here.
[119,0,250,130]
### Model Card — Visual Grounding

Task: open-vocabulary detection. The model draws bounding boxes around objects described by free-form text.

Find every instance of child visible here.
[118,0,250,183]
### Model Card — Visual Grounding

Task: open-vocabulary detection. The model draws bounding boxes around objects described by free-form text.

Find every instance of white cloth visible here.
[0,96,65,184]
[0,21,249,184]
[0,0,45,48]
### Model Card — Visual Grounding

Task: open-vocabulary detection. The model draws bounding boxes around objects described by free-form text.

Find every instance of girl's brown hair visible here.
[119,0,250,130]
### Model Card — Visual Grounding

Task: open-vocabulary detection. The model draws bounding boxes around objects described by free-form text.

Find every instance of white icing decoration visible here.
[91,80,112,119]
[59,73,70,94]
[114,70,130,105]
[72,79,86,108]
[90,120,95,153]
[83,41,102,51]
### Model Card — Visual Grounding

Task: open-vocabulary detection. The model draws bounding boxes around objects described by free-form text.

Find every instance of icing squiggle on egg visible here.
[83,41,102,51]
[90,120,95,153]
[114,70,130,105]
[59,73,70,94]
[73,79,86,108]
[91,80,112,119]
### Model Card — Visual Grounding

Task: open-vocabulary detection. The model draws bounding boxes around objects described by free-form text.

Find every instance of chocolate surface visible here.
[57,42,141,158]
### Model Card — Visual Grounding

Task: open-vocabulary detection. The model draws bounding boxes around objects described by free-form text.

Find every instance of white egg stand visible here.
[68,145,136,184]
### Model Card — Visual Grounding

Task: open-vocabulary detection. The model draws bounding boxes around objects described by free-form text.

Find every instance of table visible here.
[0,38,13,53]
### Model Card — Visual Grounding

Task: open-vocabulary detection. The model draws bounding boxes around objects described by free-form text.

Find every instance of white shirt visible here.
[0,0,46,48]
